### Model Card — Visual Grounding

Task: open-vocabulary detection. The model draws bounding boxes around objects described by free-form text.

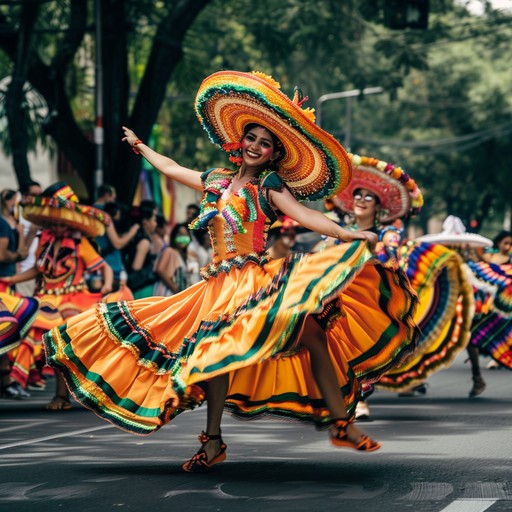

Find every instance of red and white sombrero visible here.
[329,154,424,223]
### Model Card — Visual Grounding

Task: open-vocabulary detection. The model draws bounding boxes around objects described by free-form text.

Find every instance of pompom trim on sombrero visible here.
[194,70,352,202]
[21,183,109,238]
[329,154,423,223]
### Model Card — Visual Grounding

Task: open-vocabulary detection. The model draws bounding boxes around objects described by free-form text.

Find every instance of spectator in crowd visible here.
[152,214,170,254]
[185,203,200,224]
[187,228,212,285]
[94,184,117,208]
[153,220,188,296]
[124,202,159,298]
[91,200,139,292]
[0,189,37,399]
[17,181,43,295]
[266,217,298,260]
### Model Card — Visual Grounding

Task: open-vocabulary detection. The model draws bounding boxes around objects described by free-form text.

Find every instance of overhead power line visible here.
[341,120,512,155]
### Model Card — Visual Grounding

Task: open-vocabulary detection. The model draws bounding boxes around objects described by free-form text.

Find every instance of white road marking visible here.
[439,500,496,512]
[0,421,51,434]
[0,425,113,450]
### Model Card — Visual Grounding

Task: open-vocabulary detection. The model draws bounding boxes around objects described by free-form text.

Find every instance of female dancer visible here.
[324,155,473,408]
[3,182,113,409]
[466,230,512,390]
[483,231,512,265]
[43,71,419,470]
[0,294,38,398]
[320,154,423,417]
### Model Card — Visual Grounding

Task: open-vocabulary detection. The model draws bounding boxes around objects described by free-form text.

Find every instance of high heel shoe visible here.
[330,417,381,452]
[182,431,227,473]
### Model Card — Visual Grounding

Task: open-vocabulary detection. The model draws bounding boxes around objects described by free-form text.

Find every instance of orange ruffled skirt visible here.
[44,241,419,435]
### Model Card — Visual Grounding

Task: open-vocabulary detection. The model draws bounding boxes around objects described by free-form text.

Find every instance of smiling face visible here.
[241,125,281,170]
[352,188,379,224]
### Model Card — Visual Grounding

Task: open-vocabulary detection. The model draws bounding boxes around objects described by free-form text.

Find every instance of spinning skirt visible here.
[0,291,38,356]
[377,243,474,391]
[467,260,512,368]
[11,286,134,387]
[44,241,419,434]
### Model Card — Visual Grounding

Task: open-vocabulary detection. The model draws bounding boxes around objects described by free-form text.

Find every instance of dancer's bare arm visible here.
[269,187,377,250]
[122,127,203,191]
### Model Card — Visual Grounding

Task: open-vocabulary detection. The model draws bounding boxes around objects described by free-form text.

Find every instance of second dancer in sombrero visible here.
[44,71,420,471]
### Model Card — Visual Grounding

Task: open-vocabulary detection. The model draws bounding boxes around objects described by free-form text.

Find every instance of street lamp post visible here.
[316,87,384,150]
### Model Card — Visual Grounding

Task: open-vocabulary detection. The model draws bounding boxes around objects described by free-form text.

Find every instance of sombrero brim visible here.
[195,71,352,201]
[331,155,423,222]
[22,199,108,238]
[415,233,493,248]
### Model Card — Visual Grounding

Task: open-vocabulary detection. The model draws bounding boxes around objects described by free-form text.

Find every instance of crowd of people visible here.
[0,180,212,407]
[0,70,510,473]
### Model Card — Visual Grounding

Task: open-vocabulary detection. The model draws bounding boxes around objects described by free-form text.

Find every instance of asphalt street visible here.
[1,353,511,512]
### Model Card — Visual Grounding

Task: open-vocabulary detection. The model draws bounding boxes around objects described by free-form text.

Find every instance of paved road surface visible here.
[1,353,511,512]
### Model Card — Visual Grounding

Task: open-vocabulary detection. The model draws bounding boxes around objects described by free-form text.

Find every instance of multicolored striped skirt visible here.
[377,242,474,391]
[467,260,512,368]
[44,241,419,435]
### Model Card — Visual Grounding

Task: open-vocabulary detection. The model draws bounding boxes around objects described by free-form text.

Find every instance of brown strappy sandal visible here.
[182,431,227,473]
[45,395,72,411]
[330,417,381,452]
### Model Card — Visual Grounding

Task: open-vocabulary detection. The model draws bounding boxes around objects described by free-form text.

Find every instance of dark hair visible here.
[170,223,190,249]
[104,201,121,218]
[1,189,16,201]
[130,203,156,226]
[0,189,16,214]
[19,181,41,195]
[191,228,209,246]
[156,214,168,230]
[243,123,285,162]
[96,184,115,199]
[493,230,512,249]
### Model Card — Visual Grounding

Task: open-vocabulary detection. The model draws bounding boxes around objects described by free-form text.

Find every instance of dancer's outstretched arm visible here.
[122,127,203,191]
[270,187,377,250]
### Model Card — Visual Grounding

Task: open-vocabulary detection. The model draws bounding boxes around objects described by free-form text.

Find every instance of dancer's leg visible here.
[182,373,229,471]
[203,374,229,458]
[467,345,486,397]
[300,316,379,448]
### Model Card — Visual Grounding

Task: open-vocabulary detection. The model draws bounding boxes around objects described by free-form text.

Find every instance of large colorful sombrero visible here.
[330,154,424,223]
[22,182,109,237]
[194,70,352,201]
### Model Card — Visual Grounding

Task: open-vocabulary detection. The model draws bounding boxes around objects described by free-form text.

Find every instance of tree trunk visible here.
[117,0,212,205]
[5,0,40,191]
[0,0,212,205]
[101,0,129,189]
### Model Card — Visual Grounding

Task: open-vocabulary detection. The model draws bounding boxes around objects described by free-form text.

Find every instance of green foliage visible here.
[0,0,510,231]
